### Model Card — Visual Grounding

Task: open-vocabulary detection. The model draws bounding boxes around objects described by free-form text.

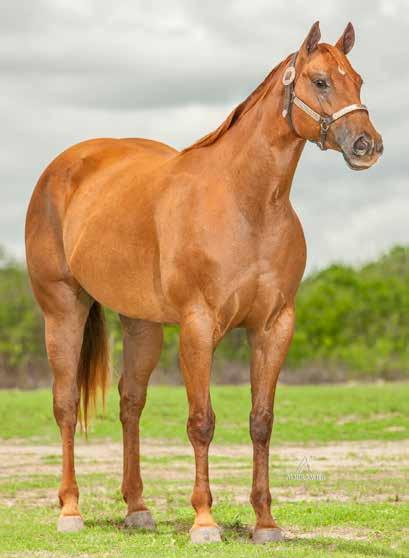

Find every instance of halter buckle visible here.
[318,118,332,150]
[282,66,296,86]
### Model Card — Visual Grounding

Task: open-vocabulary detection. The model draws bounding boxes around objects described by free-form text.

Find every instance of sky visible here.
[1,0,408,272]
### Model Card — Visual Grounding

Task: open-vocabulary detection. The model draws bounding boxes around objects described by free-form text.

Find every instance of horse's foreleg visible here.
[179,308,221,544]
[119,317,162,530]
[247,305,295,544]
[42,284,92,532]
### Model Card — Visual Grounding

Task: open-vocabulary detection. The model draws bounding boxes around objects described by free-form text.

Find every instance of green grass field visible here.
[0,382,408,557]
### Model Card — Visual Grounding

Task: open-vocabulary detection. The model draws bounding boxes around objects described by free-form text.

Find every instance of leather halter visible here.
[282,53,368,150]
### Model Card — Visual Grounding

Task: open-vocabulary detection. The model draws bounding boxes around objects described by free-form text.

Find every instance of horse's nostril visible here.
[375,139,384,155]
[352,135,371,157]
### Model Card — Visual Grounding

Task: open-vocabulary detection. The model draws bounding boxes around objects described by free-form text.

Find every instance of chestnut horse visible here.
[25,22,382,543]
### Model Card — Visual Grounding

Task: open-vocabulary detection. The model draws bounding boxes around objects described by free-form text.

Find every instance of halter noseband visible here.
[282,53,368,150]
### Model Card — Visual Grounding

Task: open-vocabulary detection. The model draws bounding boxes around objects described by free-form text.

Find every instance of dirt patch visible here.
[10,489,57,508]
[271,439,409,470]
[2,438,409,475]
[286,525,372,541]
[1,439,408,507]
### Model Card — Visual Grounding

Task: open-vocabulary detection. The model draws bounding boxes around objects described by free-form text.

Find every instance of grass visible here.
[0,500,408,557]
[0,449,408,557]
[0,383,408,557]
[0,382,408,444]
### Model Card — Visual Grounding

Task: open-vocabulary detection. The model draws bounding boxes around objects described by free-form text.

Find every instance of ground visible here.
[0,383,408,557]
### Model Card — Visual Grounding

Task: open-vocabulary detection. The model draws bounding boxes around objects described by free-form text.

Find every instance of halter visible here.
[282,53,368,150]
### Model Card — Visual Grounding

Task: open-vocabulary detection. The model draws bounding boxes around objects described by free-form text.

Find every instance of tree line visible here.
[1,245,408,387]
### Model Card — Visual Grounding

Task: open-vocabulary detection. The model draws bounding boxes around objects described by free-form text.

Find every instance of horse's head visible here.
[284,21,383,170]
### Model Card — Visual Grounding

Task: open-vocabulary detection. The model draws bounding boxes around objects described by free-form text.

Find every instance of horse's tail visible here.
[77,302,110,431]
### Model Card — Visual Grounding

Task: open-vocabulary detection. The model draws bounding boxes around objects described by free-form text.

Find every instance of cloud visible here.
[0,0,408,271]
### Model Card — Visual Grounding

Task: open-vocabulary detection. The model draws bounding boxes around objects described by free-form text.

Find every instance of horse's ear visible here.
[335,22,355,55]
[299,21,321,58]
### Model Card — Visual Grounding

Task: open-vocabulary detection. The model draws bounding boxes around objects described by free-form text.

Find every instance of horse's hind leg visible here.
[34,279,92,532]
[119,317,163,530]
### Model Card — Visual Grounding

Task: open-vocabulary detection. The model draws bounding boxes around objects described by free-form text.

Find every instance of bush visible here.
[1,245,408,386]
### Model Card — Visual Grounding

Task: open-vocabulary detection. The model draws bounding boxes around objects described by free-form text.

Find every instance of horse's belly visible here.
[65,206,177,322]
[68,242,169,321]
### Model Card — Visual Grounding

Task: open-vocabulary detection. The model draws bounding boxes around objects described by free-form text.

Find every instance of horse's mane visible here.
[182,53,294,153]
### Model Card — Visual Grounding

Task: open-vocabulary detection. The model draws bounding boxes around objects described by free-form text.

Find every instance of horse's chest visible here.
[215,230,306,334]
[213,266,295,338]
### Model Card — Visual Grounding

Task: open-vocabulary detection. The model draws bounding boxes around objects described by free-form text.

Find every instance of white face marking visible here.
[338,65,346,76]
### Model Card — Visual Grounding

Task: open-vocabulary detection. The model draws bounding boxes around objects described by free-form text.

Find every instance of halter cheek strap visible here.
[282,53,368,150]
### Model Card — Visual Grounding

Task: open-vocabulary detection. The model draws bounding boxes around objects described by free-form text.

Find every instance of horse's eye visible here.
[314,79,328,89]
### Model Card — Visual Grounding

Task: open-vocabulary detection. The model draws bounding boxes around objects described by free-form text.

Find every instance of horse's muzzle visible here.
[342,132,384,171]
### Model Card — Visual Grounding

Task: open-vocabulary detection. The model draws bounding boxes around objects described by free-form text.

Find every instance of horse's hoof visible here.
[252,527,284,544]
[190,526,222,544]
[124,510,156,530]
[57,515,84,533]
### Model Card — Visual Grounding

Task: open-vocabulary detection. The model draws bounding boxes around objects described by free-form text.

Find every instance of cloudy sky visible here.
[1,0,408,272]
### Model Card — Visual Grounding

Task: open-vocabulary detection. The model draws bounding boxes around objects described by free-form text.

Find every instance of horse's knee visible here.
[119,391,146,424]
[250,408,273,445]
[187,409,215,446]
[52,387,79,427]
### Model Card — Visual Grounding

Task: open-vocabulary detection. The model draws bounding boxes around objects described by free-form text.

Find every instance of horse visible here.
[25,21,383,544]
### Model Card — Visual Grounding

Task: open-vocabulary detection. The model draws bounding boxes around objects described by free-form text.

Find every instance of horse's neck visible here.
[206,84,306,222]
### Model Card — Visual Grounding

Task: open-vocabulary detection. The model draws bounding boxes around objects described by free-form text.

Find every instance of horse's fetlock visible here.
[59,483,79,503]
[191,486,213,511]
[251,488,272,509]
